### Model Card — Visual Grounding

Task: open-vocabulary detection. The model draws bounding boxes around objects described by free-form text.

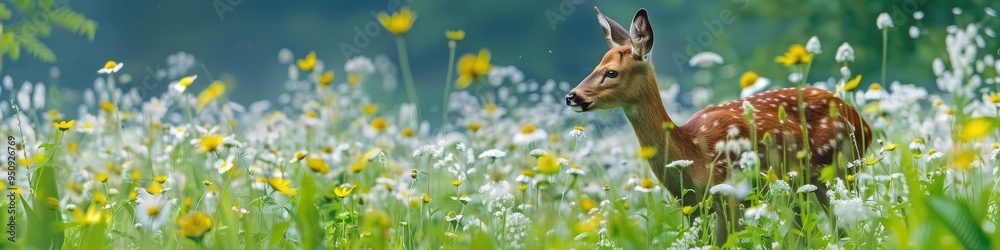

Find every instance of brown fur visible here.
[569,7,873,245]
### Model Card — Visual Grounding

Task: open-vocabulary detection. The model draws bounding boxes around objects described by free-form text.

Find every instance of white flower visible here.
[876,13,894,30]
[513,126,547,145]
[345,56,376,75]
[987,7,997,17]
[835,42,855,63]
[528,149,548,158]
[840,66,851,79]
[665,160,693,168]
[32,82,45,110]
[567,165,586,176]
[98,61,124,74]
[2,75,11,91]
[770,180,791,195]
[169,75,197,93]
[796,184,818,193]
[832,197,874,226]
[914,11,924,20]
[788,72,802,83]
[952,7,962,15]
[688,52,724,68]
[805,36,821,54]
[135,191,172,231]
[740,76,770,98]
[909,26,921,38]
[709,184,736,196]
[478,149,507,159]
[277,48,294,64]
[215,155,236,174]
[568,126,585,138]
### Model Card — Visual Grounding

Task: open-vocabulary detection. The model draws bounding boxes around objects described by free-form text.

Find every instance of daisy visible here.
[215,155,236,174]
[567,165,586,176]
[135,191,172,230]
[98,60,124,74]
[739,71,770,97]
[170,75,197,93]
[512,123,547,145]
[568,126,585,138]
[634,178,660,193]
[478,149,507,159]
[688,51,724,68]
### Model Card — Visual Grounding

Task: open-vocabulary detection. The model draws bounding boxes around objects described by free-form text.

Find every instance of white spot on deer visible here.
[770,104,777,108]
[701,114,708,119]
[834,122,845,129]
[700,125,707,132]
[712,121,719,127]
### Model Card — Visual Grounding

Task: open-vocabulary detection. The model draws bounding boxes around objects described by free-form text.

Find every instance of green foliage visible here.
[0,0,97,65]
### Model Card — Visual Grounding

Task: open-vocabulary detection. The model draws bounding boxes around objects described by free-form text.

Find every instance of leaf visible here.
[0,4,12,20]
[269,220,292,247]
[926,195,991,249]
[295,173,322,249]
[819,165,836,183]
[47,7,97,40]
[13,32,55,62]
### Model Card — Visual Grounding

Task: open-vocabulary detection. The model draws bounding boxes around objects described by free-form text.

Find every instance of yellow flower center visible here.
[484,103,497,115]
[371,117,388,131]
[868,83,882,91]
[199,134,225,153]
[740,71,759,89]
[640,178,656,189]
[467,122,482,132]
[147,205,161,216]
[401,127,415,138]
[362,104,378,116]
[319,71,335,86]
[104,61,118,70]
[178,75,197,87]
[520,123,536,134]
[537,154,559,175]
[347,73,361,85]
[446,30,465,41]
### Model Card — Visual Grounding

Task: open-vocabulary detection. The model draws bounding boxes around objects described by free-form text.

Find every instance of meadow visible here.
[3,5,1000,250]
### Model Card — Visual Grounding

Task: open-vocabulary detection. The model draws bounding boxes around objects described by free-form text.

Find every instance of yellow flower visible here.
[467,122,482,132]
[638,147,657,160]
[573,215,602,235]
[451,179,462,187]
[537,154,559,175]
[45,196,59,209]
[146,183,164,195]
[197,134,225,153]
[319,71,334,87]
[882,143,899,152]
[520,123,535,134]
[306,158,329,174]
[73,204,104,224]
[990,93,1000,104]
[484,103,497,115]
[297,51,317,71]
[154,175,168,184]
[775,44,814,66]
[445,30,465,41]
[456,48,492,89]
[639,178,656,190]
[371,117,388,132]
[740,71,759,89]
[196,81,226,112]
[100,100,115,113]
[579,196,596,214]
[349,148,383,173]
[377,7,416,35]
[267,177,297,195]
[868,83,882,91]
[347,73,361,85]
[959,117,996,141]
[334,184,354,198]
[362,104,379,116]
[98,60,123,74]
[177,212,214,240]
[846,175,855,182]
[290,150,308,163]
[401,127,415,138]
[68,141,78,152]
[178,75,197,87]
[96,173,110,183]
[422,194,431,203]
[843,74,862,91]
[682,206,694,215]
[52,120,76,131]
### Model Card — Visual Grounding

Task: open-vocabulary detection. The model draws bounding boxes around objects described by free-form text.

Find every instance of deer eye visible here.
[605,70,619,78]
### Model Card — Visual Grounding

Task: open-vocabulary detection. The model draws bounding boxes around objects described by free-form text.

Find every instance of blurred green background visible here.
[3,0,998,116]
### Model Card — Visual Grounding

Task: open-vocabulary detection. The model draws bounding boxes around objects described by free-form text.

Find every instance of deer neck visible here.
[622,82,694,202]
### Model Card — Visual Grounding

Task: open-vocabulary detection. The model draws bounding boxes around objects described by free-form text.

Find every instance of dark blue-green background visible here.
[4,0,997,116]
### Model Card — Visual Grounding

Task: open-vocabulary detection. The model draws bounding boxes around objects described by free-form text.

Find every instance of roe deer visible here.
[565,7,872,245]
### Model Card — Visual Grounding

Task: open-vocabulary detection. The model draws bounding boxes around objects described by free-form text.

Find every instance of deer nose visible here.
[565,93,579,106]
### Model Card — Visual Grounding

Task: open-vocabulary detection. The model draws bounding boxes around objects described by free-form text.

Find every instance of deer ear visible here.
[629,9,654,60]
[594,7,630,49]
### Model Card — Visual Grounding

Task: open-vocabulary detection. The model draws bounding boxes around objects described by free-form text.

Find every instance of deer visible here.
[565,7,873,245]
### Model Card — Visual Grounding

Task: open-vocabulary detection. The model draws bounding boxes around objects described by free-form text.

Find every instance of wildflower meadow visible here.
[2,2,1000,250]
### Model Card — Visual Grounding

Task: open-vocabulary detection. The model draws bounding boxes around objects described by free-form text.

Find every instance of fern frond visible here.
[13,32,55,62]
[48,7,96,40]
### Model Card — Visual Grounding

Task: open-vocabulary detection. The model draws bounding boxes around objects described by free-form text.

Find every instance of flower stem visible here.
[395,36,419,123]
[881,29,888,86]
[442,41,458,132]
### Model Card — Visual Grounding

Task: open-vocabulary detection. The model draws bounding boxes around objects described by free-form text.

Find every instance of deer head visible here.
[566,8,657,112]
